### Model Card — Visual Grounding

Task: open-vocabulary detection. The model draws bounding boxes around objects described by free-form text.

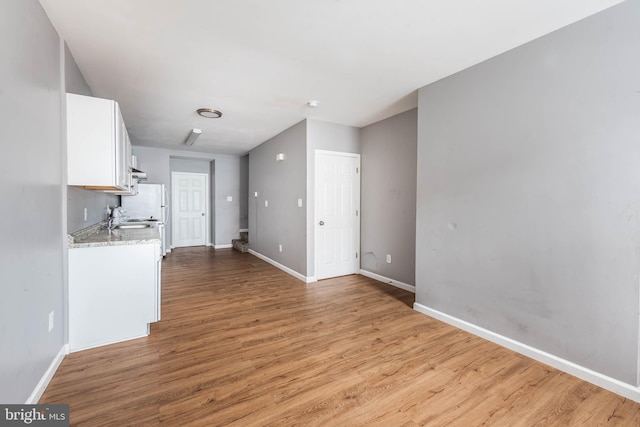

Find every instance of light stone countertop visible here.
[68,221,161,248]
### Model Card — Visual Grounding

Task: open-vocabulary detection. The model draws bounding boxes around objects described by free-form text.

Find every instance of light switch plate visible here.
[227,196,233,202]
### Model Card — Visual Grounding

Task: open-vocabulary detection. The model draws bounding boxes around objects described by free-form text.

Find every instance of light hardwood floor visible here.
[41,247,640,426]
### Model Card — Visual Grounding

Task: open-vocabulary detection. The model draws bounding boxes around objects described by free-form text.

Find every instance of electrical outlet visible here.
[48,311,54,332]
[254,192,258,197]
[83,208,88,221]
[386,254,392,264]
[227,196,233,202]
[264,200,269,207]
[278,244,283,252]
[297,198,303,208]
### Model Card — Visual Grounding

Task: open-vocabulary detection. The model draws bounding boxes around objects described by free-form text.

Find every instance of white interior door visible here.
[172,172,207,248]
[315,151,360,280]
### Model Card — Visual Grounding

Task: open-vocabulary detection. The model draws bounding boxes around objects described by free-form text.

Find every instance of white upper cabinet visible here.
[67,93,131,191]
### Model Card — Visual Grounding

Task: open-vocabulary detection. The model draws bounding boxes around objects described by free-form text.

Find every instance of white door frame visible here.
[314,149,361,280]
[171,172,210,247]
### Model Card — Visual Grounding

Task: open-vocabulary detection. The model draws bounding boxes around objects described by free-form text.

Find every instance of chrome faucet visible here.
[106,206,116,233]
[107,214,114,234]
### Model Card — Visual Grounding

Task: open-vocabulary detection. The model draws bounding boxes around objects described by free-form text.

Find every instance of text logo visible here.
[0,405,69,426]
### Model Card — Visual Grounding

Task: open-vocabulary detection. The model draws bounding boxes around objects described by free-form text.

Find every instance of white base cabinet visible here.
[69,242,161,352]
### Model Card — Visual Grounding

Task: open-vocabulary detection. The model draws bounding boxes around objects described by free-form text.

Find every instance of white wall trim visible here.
[359,269,415,293]
[26,344,68,404]
[239,228,249,233]
[214,244,233,249]
[248,249,311,283]
[413,303,640,403]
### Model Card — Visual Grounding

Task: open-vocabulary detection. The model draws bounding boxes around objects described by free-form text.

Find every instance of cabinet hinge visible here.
[356,252,358,259]
[356,210,359,216]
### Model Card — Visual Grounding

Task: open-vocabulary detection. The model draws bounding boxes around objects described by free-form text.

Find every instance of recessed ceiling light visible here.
[307,100,319,108]
[197,108,222,118]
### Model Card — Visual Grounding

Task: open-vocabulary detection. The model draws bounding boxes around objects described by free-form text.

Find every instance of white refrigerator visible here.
[122,183,168,255]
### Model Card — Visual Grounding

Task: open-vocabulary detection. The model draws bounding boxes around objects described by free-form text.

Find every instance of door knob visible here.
[201,213,205,216]
[319,221,325,226]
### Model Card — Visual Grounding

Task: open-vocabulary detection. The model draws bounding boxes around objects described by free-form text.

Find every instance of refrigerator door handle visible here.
[163,186,169,207]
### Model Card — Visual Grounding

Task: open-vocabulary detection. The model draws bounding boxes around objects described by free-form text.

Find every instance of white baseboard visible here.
[214,244,233,249]
[413,303,640,403]
[359,269,415,293]
[26,344,68,404]
[248,249,312,283]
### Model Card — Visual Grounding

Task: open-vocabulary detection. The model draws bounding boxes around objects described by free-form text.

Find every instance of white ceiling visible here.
[39,0,624,156]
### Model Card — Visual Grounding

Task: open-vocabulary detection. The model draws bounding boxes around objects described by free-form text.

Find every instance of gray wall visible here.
[132,146,242,248]
[0,0,65,403]
[248,119,360,279]
[67,188,118,232]
[213,157,241,246]
[361,109,417,286]
[170,157,211,174]
[64,43,91,96]
[249,121,308,275]
[64,44,119,233]
[210,161,216,244]
[416,0,640,385]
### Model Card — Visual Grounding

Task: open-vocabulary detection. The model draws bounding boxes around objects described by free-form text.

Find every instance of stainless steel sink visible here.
[115,224,150,229]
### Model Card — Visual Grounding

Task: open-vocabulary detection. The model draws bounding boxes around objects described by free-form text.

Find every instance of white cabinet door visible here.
[69,243,158,352]
[114,107,129,190]
[154,242,162,320]
[110,128,137,195]
[67,93,131,191]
